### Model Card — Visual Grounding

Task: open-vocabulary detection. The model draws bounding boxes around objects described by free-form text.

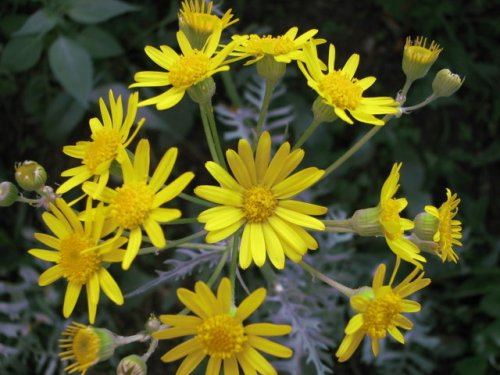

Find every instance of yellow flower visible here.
[424,189,462,263]
[28,198,126,323]
[378,163,426,267]
[83,139,194,270]
[179,0,238,49]
[298,43,399,126]
[194,131,327,269]
[336,263,431,362]
[402,36,442,82]
[130,27,242,110]
[57,90,144,195]
[232,27,321,65]
[154,278,292,375]
[59,322,116,374]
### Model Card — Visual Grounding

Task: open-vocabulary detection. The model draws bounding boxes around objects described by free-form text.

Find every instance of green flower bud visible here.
[187,77,216,105]
[91,327,117,362]
[15,161,47,191]
[116,354,147,375]
[0,181,19,207]
[351,207,384,237]
[312,96,338,123]
[256,55,286,84]
[432,69,464,98]
[413,212,439,242]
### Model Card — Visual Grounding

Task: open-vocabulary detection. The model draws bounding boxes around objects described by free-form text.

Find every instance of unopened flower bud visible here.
[187,77,216,104]
[351,207,384,236]
[0,181,19,207]
[402,36,442,82]
[144,315,161,334]
[116,354,147,375]
[256,55,286,84]
[432,69,464,98]
[413,212,439,242]
[15,161,47,191]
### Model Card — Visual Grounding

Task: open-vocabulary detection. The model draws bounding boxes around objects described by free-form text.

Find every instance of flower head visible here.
[352,163,425,267]
[154,278,292,374]
[130,28,242,110]
[59,322,116,374]
[423,189,462,262]
[179,0,238,49]
[402,36,442,82]
[432,68,464,98]
[194,131,327,269]
[28,198,127,323]
[336,263,431,362]
[298,43,399,126]
[83,139,194,270]
[57,90,144,195]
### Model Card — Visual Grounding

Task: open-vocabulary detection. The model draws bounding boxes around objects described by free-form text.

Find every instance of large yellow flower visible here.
[28,198,126,323]
[194,131,327,269]
[83,139,194,270]
[378,163,426,267]
[232,27,321,65]
[298,43,399,126]
[57,90,144,195]
[154,278,292,375]
[424,188,462,262]
[336,263,431,362]
[130,27,242,110]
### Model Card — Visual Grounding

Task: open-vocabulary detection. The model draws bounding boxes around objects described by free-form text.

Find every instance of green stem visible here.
[138,230,206,255]
[206,242,231,288]
[221,71,243,107]
[255,80,276,142]
[166,218,199,225]
[115,332,149,346]
[400,79,414,103]
[401,94,436,113]
[229,232,240,304]
[325,227,356,233]
[201,102,226,169]
[293,118,322,150]
[299,260,356,297]
[182,243,226,250]
[179,192,215,207]
[323,219,353,228]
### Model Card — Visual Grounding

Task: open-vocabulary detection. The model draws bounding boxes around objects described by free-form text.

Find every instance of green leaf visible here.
[48,36,93,107]
[0,36,42,72]
[67,0,138,24]
[43,92,86,144]
[12,9,58,36]
[77,26,123,59]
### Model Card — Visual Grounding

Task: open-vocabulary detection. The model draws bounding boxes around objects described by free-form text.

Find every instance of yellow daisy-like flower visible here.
[424,189,462,263]
[83,139,194,270]
[179,0,238,49]
[194,131,327,269]
[154,278,293,375]
[232,27,321,65]
[57,90,144,195]
[378,163,426,267]
[59,322,116,374]
[336,263,431,362]
[130,27,242,110]
[28,198,126,323]
[402,36,442,81]
[298,43,399,126]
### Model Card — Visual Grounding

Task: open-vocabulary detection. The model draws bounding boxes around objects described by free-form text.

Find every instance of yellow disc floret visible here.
[246,35,295,56]
[363,288,403,340]
[110,182,154,229]
[59,234,100,285]
[83,129,121,173]
[168,52,210,88]
[319,71,363,110]
[243,185,277,223]
[197,314,247,358]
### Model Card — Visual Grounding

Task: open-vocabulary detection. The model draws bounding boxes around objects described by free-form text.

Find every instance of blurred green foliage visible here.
[1,0,499,374]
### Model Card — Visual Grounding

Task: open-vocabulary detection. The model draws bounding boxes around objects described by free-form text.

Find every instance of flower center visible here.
[110,182,154,229]
[168,52,210,88]
[319,71,363,110]
[72,328,100,369]
[363,289,403,339]
[379,199,402,240]
[59,233,100,285]
[83,129,121,173]
[243,185,277,223]
[247,35,295,56]
[197,314,247,358]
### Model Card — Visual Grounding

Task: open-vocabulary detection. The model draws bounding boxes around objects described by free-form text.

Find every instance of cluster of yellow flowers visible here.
[3,1,464,374]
